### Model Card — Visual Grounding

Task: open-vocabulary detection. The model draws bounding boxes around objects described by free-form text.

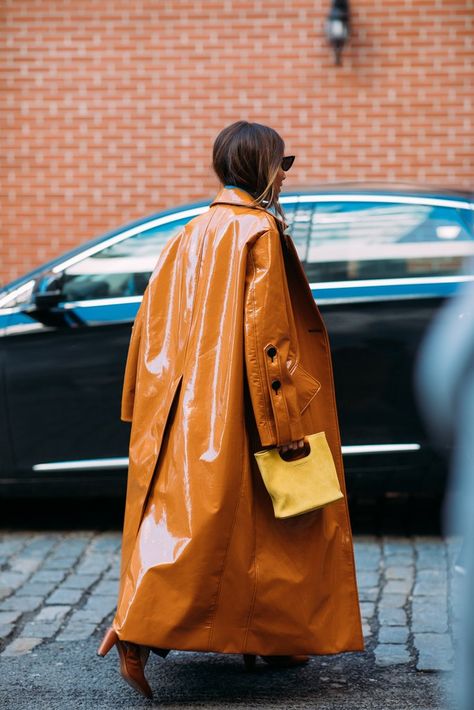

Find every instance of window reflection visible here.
[303,202,474,282]
[61,218,189,301]
[57,199,474,302]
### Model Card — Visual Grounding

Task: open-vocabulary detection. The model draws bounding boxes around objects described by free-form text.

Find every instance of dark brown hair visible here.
[212,120,287,227]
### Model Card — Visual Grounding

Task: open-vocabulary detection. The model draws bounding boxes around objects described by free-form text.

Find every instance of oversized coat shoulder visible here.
[113,186,364,656]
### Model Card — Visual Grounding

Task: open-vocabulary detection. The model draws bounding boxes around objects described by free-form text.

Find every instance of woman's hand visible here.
[278,438,305,453]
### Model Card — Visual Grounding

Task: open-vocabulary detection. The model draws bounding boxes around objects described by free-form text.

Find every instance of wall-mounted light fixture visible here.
[324,0,351,66]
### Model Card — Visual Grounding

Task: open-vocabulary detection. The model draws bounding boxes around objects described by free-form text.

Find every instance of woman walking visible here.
[97,120,364,698]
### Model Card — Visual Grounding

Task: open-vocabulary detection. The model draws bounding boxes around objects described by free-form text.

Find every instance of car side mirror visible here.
[22,273,84,327]
[32,273,64,311]
[33,290,63,310]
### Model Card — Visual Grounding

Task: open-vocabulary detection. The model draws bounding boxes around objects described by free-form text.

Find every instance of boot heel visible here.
[243,654,257,671]
[97,627,118,657]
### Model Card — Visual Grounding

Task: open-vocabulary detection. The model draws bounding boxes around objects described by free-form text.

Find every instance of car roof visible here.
[1,182,472,294]
[284,181,473,201]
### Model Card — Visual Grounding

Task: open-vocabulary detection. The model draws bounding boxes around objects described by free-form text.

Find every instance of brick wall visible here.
[1,0,473,285]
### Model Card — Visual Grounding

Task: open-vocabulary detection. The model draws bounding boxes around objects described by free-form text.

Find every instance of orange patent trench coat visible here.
[112,186,364,656]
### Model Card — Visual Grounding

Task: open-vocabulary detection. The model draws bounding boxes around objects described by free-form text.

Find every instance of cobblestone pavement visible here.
[0,532,463,675]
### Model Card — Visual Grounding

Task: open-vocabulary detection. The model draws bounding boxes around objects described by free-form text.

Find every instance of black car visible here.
[1,182,473,497]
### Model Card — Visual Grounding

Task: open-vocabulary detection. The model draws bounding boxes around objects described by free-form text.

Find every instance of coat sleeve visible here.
[120,302,145,422]
[244,227,306,447]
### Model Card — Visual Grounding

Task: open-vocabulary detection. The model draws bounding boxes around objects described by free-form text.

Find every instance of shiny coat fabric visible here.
[112,186,364,655]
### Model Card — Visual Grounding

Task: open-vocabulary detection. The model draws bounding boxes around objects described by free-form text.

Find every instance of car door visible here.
[295,195,474,489]
[1,209,205,487]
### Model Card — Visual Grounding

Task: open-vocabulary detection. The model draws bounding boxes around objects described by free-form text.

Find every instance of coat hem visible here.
[113,619,365,656]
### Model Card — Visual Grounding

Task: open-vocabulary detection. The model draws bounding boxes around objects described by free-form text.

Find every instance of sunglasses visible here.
[281,155,295,171]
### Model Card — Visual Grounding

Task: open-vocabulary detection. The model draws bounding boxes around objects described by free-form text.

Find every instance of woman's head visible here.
[212,120,292,217]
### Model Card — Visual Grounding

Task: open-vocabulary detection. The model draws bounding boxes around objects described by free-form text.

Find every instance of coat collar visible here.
[210,186,290,234]
[210,186,274,217]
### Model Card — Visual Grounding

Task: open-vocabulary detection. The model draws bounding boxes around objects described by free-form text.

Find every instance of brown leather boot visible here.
[116,640,153,698]
[97,627,153,699]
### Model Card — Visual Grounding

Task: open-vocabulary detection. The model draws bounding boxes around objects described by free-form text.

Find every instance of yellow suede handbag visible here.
[253,431,344,518]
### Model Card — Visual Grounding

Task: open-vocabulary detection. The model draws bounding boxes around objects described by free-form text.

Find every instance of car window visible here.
[283,203,310,261]
[304,201,474,283]
[60,217,190,301]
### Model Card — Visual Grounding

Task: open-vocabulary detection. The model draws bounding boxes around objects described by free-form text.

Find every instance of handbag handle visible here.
[279,438,311,462]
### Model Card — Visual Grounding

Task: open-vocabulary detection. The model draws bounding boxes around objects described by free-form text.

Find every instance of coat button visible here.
[266,346,277,358]
[271,379,281,391]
